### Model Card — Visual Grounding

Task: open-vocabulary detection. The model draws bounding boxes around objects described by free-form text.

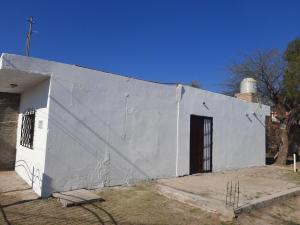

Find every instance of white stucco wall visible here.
[177,85,270,175]
[41,68,178,196]
[15,79,51,196]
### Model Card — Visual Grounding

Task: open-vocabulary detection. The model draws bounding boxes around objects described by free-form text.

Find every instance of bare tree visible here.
[190,80,201,89]
[223,48,300,165]
[224,50,284,104]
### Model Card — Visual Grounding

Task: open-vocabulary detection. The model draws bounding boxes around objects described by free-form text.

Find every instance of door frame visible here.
[189,115,213,174]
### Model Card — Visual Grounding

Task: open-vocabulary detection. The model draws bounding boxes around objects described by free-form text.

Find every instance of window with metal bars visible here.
[20,109,36,149]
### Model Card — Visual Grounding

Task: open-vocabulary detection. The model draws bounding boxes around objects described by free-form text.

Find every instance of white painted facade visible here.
[15,79,50,195]
[178,86,268,175]
[0,54,270,197]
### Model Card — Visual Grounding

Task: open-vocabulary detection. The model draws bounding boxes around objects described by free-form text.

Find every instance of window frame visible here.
[20,108,36,149]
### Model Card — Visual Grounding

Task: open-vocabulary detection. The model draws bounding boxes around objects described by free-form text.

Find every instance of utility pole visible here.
[25,16,34,56]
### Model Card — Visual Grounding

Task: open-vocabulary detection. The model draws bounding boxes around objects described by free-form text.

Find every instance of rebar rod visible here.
[233,182,237,208]
[237,180,240,208]
[226,181,229,205]
[229,181,232,206]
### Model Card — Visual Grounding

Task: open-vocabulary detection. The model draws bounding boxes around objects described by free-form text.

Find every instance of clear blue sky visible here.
[1,0,299,92]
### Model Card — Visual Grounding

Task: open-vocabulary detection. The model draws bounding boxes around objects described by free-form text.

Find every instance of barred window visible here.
[20,109,36,149]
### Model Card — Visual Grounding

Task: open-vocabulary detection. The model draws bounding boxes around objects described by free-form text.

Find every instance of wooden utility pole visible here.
[25,17,34,56]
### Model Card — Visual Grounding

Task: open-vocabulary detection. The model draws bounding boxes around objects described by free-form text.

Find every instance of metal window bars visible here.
[225,180,240,209]
[203,117,213,172]
[20,108,36,149]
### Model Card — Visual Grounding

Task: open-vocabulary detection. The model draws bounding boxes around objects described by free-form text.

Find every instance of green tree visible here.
[275,38,300,164]
[283,38,300,107]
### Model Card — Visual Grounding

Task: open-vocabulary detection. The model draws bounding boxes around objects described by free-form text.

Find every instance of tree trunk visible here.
[275,128,289,165]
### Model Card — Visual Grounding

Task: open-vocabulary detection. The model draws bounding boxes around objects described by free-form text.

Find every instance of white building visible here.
[0,53,270,197]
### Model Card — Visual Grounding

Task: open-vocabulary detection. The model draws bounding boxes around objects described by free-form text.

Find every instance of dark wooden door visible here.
[190,115,203,174]
[190,115,213,174]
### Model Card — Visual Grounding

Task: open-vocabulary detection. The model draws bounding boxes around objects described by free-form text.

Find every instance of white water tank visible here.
[240,78,257,94]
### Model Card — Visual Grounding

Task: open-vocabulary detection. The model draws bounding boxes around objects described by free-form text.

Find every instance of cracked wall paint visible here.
[123,93,129,140]
[97,151,111,187]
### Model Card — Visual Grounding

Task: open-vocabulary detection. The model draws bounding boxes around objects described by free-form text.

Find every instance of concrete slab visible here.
[234,186,300,215]
[156,183,235,221]
[53,189,103,207]
[157,166,300,219]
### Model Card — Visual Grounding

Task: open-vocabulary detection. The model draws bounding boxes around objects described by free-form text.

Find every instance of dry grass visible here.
[97,182,234,225]
[237,195,300,225]
[1,179,300,225]
[0,182,234,225]
[287,170,300,185]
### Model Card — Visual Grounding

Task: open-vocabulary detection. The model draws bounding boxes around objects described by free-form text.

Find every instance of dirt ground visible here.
[0,182,233,225]
[237,195,300,225]
[1,165,300,225]
[0,182,300,225]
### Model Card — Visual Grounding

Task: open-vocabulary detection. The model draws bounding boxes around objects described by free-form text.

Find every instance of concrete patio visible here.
[157,165,300,219]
